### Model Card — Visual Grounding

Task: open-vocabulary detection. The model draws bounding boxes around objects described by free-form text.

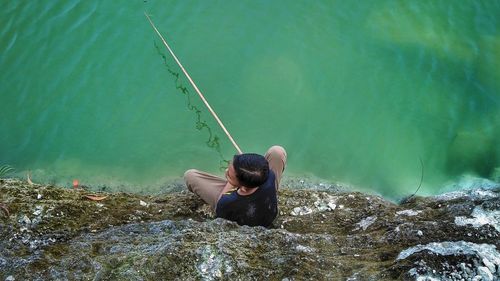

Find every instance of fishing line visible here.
[405,157,424,202]
[153,41,228,167]
[145,12,243,155]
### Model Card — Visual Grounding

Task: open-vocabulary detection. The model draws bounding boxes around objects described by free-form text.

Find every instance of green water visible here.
[1,1,499,198]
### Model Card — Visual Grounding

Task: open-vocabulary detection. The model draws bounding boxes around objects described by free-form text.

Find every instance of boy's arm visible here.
[219,181,237,198]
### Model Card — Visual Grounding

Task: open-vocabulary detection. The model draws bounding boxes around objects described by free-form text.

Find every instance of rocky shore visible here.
[1,178,499,280]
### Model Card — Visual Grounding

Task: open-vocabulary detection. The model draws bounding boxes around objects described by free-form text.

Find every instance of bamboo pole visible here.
[145,12,243,154]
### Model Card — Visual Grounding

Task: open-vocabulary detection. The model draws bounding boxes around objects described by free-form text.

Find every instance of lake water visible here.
[1,1,499,199]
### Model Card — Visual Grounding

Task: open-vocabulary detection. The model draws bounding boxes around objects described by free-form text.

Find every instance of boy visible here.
[184,146,286,227]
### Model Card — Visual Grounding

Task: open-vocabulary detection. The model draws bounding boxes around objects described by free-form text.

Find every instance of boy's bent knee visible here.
[267,145,287,159]
[184,169,200,192]
[184,169,199,181]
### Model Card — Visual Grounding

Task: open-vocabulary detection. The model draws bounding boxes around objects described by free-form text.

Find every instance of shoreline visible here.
[5,168,500,203]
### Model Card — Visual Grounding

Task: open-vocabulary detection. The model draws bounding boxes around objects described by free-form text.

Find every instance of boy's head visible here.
[229,153,269,188]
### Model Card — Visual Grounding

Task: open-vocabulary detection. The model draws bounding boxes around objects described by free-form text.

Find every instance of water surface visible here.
[1,1,499,198]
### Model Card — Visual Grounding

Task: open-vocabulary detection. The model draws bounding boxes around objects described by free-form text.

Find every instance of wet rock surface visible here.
[1,179,499,280]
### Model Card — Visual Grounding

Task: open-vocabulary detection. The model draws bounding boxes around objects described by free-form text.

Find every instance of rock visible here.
[397,242,500,263]
[396,241,500,281]
[434,184,500,201]
[19,215,31,225]
[1,178,499,280]
[312,194,338,212]
[295,244,314,253]
[290,206,312,216]
[396,209,422,216]
[460,263,468,273]
[477,266,493,281]
[481,258,496,274]
[354,216,377,231]
[454,206,500,232]
[32,206,43,216]
[5,276,15,281]
[196,245,226,280]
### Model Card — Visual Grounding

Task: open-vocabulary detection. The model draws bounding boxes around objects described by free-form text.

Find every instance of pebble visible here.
[460,263,474,277]
[477,266,493,281]
[328,202,337,210]
[481,258,496,274]
[295,245,314,253]
[396,210,421,216]
[355,216,377,231]
[290,206,313,216]
[20,215,31,225]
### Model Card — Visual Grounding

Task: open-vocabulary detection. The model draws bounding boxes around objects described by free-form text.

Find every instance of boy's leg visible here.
[264,145,287,189]
[184,169,227,209]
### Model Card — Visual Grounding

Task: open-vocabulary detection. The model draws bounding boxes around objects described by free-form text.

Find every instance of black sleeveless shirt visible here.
[216,170,277,227]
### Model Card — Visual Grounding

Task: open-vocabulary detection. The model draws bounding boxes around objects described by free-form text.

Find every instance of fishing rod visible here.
[145,12,243,155]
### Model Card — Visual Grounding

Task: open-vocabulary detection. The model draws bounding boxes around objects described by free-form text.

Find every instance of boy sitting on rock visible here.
[184,146,286,227]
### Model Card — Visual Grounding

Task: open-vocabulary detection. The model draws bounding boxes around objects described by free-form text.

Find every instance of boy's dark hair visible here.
[233,153,269,188]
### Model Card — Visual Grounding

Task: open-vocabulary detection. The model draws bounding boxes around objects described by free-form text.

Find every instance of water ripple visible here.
[0,15,14,39]
[68,2,98,33]
[3,32,17,54]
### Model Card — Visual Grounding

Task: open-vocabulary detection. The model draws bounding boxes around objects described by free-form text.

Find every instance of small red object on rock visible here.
[73,179,79,189]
